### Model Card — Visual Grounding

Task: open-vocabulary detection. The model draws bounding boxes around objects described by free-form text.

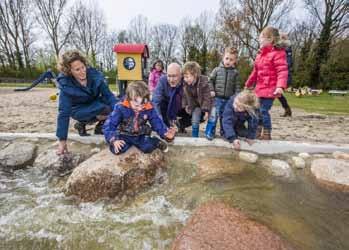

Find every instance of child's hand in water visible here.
[232,139,241,150]
[113,140,126,153]
[245,139,254,146]
[164,127,176,141]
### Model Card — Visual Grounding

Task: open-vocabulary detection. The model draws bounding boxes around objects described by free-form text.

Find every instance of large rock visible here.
[33,149,86,176]
[65,147,166,202]
[172,202,293,250]
[311,158,349,192]
[270,160,293,179]
[239,151,259,163]
[0,142,36,169]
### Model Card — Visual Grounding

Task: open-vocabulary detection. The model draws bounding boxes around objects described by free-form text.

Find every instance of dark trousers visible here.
[159,103,192,129]
[278,94,290,109]
[109,134,160,155]
[259,98,274,130]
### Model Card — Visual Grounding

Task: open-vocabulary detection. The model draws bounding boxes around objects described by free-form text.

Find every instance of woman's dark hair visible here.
[151,59,164,71]
[57,50,88,76]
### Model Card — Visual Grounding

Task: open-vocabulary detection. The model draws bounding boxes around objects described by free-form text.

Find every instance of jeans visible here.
[212,97,229,135]
[259,98,274,130]
[109,134,160,155]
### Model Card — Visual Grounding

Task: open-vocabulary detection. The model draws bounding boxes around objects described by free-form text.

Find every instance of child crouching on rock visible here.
[103,81,175,154]
[222,90,259,150]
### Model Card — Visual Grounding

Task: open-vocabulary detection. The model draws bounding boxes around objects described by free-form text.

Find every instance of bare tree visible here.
[149,24,178,67]
[304,0,349,87]
[127,15,150,43]
[218,0,294,58]
[70,0,107,66]
[34,0,74,57]
[100,31,118,71]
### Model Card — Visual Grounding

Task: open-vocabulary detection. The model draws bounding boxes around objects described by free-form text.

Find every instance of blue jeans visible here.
[109,134,160,155]
[211,97,228,136]
[259,98,274,130]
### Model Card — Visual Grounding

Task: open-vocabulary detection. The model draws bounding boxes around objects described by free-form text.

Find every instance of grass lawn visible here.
[1,83,348,115]
[274,92,349,115]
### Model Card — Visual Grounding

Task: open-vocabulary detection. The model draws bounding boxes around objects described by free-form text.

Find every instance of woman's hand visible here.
[232,139,241,150]
[113,140,126,153]
[273,87,283,96]
[57,140,68,155]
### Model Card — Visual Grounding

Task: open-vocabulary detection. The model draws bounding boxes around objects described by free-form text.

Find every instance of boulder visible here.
[291,156,306,169]
[172,202,293,250]
[0,142,36,169]
[33,149,86,176]
[311,158,349,192]
[332,151,349,161]
[270,160,293,179]
[65,147,166,202]
[239,151,259,163]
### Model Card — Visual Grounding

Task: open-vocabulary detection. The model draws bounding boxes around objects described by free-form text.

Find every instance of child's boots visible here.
[192,124,199,138]
[205,121,216,140]
[261,128,272,140]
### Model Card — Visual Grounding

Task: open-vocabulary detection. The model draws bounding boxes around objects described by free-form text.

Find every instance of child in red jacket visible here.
[245,26,288,140]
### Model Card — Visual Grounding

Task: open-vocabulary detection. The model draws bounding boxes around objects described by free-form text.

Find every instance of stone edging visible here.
[1,132,349,155]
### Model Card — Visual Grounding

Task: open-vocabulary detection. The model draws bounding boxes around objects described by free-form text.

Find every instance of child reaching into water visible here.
[245,26,288,140]
[103,81,175,154]
[182,61,214,137]
[222,90,259,150]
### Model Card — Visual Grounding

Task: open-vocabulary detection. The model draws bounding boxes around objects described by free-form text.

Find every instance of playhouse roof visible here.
[113,44,149,58]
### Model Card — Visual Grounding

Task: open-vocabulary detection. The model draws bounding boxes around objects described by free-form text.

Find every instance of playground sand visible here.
[0,88,348,144]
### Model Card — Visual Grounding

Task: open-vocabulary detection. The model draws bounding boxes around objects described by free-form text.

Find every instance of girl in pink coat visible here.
[245,26,288,140]
[148,59,165,93]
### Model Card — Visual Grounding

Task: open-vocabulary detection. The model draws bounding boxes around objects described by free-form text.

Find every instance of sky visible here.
[95,0,306,32]
[100,0,221,31]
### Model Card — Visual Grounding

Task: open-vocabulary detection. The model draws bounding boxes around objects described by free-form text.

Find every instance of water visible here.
[0,146,348,250]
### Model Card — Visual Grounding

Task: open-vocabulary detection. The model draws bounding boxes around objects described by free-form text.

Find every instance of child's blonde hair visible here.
[126,81,150,103]
[235,90,259,117]
[260,26,280,46]
[182,61,201,78]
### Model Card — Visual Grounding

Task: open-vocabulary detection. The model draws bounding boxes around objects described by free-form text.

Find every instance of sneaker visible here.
[157,140,169,153]
[74,122,90,136]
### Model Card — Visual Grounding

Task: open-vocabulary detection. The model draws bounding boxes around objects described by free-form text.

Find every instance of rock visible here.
[0,142,36,169]
[298,153,310,159]
[172,202,293,250]
[291,157,306,169]
[311,158,349,192]
[313,154,325,158]
[65,147,166,202]
[90,147,101,154]
[239,151,258,163]
[197,157,244,179]
[33,149,86,176]
[332,151,349,161]
[270,160,293,179]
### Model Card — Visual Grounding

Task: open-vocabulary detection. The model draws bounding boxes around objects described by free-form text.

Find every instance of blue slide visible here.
[14,70,57,91]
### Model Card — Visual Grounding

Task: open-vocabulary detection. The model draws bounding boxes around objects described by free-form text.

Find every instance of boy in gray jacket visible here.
[206,47,240,140]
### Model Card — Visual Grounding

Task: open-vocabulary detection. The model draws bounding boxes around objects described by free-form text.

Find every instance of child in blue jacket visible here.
[222,90,259,150]
[103,81,176,154]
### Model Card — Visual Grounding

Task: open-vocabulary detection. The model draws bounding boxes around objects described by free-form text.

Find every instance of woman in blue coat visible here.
[56,50,118,155]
